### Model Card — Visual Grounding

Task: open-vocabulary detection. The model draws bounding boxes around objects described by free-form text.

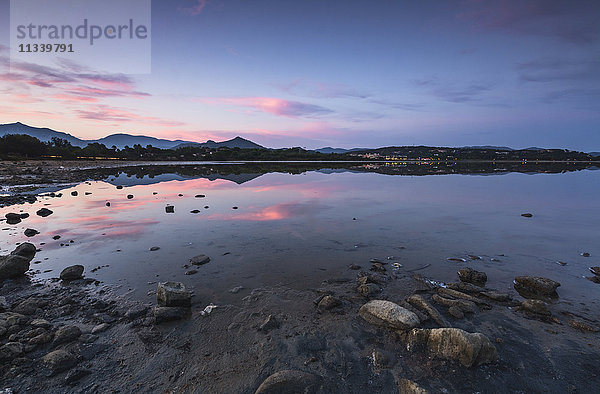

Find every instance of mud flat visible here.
[1,244,599,393]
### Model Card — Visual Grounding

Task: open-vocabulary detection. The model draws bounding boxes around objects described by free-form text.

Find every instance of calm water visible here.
[2,165,599,313]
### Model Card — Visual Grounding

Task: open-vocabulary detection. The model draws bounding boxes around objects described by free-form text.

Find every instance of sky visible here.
[0,0,599,150]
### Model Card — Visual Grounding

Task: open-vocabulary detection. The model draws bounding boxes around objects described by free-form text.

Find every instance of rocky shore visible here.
[1,242,599,393]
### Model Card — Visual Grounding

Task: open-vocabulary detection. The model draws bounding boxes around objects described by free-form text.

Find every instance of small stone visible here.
[359,300,420,330]
[53,235,61,240]
[106,202,111,207]
[116,185,123,189]
[581,252,591,257]
[457,267,487,286]
[317,295,341,311]
[156,282,191,307]
[53,325,82,345]
[36,208,53,217]
[448,306,465,319]
[520,299,551,315]
[398,379,430,394]
[357,283,381,297]
[24,228,39,237]
[60,265,84,280]
[165,205,174,213]
[29,332,53,345]
[149,246,160,251]
[0,342,24,361]
[71,191,78,196]
[43,349,76,372]
[521,213,533,217]
[195,194,205,198]
[349,264,361,270]
[589,267,600,276]
[568,319,599,333]
[31,318,51,328]
[184,269,198,275]
[228,286,244,294]
[190,254,210,265]
[91,323,110,334]
[125,305,149,320]
[127,195,134,199]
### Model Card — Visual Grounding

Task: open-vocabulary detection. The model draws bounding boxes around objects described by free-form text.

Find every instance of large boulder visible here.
[255,370,322,394]
[53,325,82,345]
[457,267,487,286]
[156,282,191,307]
[514,276,560,298]
[406,327,497,367]
[0,243,36,279]
[359,300,420,330]
[43,349,76,372]
[60,265,84,280]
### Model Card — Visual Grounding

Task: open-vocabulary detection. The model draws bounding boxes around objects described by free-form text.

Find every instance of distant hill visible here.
[463,145,514,151]
[0,122,265,150]
[173,136,265,150]
[588,152,600,157]
[314,147,368,154]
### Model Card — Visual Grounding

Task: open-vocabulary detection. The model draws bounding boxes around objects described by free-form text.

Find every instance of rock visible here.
[359,300,420,330]
[586,276,600,284]
[317,295,341,311]
[581,252,590,257]
[53,325,82,345]
[60,265,84,280]
[165,205,174,213]
[106,202,111,207]
[31,318,51,328]
[153,306,188,323]
[457,267,487,286]
[79,334,98,343]
[29,332,53,345]
[190,209,200,213]
[53,235,61,240]
[0,342,24,361]
[43,349,76,373]
[71,191,78,196]
[370,262,386,273]
[589,267,600,276]
[358,283,382,297]
[255,370,322,394]
[432,294,477,314]
[407,294,450,327]
[125,305,149,320]
[406,327,497,367]
[116,185,123,189]
[259,315,280,332]
[481,291,511,302]
[195,194,205,198]
[437,288,490,308]
[127,195,134,199]
[36,208,53,217]
[156,282,191,307]
[5,213,22,224]
[568,319,599,333]
[520,299,550,315]
[13,298,44,315]
[398,379,430,394]
[348,264,361,270]
[229,286,244,294]
[514,276,560,298]
[521,213,533,217]
[91,323,110,334]
[24,228,39,237]
[184,269,198,275]
[0,243,36,279]
[447,282,485,294]
[190,254,210,265]
[448,306,465,319]
[149,246,160,251]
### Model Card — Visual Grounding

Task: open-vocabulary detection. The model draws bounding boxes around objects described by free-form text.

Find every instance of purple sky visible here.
[1,0,599,150]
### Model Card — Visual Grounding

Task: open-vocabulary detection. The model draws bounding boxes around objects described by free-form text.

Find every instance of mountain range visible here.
[1,122,598,155]
[0,122,264,150]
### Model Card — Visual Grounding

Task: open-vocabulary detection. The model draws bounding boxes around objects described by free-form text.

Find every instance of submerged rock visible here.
[406,327,497,367]
[24,228,39,237]
[398,379,430,394]
[60,265,84,281]
[520,299,550,315]
[259,314,280,332]
[589,267,600,276]
[255,370,322,394]
[447,282,485,294]
[156,282,191,307]
[514,276,560,298]
[0,243,36,279]
[190,254,210,266]
[5,213,22,224]
[457,267,487,286]
[317,295,341,311]
[36,208,53,217]
[359,300,420,330]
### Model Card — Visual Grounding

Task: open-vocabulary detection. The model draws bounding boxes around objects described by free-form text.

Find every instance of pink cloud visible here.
[195,97,333,118]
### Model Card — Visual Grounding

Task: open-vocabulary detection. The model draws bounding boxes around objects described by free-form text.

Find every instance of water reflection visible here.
[0,163,598,314]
